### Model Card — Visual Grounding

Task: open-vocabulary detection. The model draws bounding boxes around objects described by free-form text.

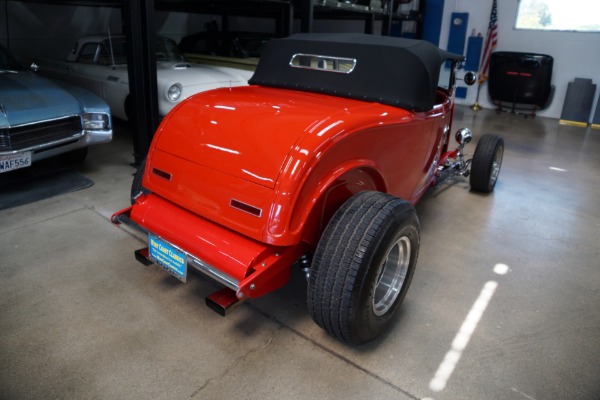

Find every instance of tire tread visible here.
[308,191,419,344]
[470,134,504,193]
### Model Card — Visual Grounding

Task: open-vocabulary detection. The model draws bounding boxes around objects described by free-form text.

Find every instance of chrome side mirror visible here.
[455,128,473,145]
[464,71,477,86]
[30,63,39,72]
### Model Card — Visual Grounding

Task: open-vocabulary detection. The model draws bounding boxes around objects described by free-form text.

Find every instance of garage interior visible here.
[1,1,599,399]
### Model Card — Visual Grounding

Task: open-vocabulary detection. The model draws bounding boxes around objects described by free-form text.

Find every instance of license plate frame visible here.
[0,151,32,174]
[148,234,187,282]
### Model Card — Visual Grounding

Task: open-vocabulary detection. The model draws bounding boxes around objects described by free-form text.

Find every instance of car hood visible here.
[153,85,402,189]
[156,62,252,88]
[0,72,82,127]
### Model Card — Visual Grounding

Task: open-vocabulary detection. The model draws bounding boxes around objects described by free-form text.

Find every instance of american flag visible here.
[479,0,498,84]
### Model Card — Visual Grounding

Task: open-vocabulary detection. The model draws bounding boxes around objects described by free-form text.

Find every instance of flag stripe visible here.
[479,0,498,84]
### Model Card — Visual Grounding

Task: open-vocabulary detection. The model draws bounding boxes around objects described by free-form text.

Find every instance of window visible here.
[77,43,100,64]
[290,54,357,74]
[100,39,128,65]
[515,0,600,32]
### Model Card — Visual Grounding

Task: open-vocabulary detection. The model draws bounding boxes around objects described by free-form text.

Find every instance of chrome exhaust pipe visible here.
[205,287,243,316]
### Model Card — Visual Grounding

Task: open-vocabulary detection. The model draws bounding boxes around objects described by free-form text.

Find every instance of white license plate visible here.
[0,151,32,173]
[148,234,187,282]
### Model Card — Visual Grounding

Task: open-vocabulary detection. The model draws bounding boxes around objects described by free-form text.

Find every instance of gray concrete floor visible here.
[1,106,599,400]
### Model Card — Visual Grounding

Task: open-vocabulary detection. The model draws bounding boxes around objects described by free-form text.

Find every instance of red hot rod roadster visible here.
[113,33,504,345]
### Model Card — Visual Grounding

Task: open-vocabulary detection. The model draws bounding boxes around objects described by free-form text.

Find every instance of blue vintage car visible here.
[0,44,112,174]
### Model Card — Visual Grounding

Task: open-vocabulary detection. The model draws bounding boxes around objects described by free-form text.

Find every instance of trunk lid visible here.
[153,85,363,189]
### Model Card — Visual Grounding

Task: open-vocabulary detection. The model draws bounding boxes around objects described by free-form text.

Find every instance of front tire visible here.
[470,134,504,193]
[307,191,420,345]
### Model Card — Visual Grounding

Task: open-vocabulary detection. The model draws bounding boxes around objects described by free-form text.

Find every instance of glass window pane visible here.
[516,0,600,32]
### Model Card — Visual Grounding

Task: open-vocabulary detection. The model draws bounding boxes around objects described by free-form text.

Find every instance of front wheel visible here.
[470,134,504,193]
[307,191,420,345]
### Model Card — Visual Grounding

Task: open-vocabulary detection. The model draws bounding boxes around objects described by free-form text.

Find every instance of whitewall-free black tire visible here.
[307,191,420,345]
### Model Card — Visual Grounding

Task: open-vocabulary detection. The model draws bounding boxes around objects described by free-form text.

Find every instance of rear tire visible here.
[470,134,504,193]
[307,191,420,345]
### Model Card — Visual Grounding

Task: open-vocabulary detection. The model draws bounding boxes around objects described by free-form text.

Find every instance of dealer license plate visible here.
[0,151,32,173]
[148,234,187,282]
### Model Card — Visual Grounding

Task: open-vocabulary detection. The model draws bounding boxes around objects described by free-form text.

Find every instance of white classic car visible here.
[36,35,254,120]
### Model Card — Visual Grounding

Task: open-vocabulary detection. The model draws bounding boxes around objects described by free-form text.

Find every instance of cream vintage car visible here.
[35,35,254,120]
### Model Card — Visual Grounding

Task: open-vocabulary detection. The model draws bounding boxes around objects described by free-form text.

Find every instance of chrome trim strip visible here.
[188,257,240,291]
[4,114,81,129]
[113,212,150,236]
[0,132,85,155]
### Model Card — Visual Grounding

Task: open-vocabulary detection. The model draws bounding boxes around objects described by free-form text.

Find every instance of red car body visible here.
[113,33,502,344]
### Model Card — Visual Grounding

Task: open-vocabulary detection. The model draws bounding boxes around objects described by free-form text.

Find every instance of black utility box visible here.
[488,51,554,114]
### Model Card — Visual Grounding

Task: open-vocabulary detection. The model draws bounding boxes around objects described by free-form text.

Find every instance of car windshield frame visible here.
[76,36,187,66]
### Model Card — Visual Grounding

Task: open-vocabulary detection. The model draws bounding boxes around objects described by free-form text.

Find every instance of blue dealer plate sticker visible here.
[149,235,187,282]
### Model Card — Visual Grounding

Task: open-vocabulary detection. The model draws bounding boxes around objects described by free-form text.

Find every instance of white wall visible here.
[439,0,600,119]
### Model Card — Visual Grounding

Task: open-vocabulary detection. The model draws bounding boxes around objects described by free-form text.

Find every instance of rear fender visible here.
[266,121,422,246]
[295,163,387,247]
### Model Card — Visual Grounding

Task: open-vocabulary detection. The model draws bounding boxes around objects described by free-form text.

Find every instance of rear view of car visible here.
[113,33,504,345]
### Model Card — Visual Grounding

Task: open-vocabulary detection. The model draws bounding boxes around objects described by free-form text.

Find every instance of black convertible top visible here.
[249,33,464,112]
